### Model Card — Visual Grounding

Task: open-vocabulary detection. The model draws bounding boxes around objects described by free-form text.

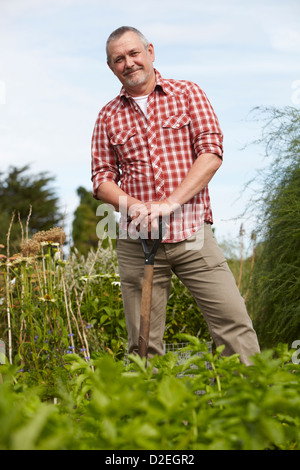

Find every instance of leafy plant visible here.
[1,336,299,450]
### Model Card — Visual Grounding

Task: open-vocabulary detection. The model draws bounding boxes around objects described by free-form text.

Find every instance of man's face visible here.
[107,31,155,96]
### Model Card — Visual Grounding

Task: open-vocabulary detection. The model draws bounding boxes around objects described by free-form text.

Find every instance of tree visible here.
[72,186,117,254]
[0,165,62,254]
[246,106,300,348]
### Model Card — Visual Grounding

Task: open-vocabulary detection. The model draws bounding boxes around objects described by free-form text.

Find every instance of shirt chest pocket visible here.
[162,114,191,130]
[110,127,145,160]
[110,128,137,146]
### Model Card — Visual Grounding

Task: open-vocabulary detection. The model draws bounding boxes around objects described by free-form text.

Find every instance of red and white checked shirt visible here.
[91,69,223,242]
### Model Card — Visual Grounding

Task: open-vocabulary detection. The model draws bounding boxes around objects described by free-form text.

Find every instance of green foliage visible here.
[0,165,62,254]
[1,337,300,450]
[246,107,300,347]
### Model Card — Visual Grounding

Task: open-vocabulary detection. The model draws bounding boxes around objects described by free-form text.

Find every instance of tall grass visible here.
[244,106,300,347]
[0,221,126,390]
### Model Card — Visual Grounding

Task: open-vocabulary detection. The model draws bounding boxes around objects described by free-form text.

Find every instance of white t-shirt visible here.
[132,95,148,117]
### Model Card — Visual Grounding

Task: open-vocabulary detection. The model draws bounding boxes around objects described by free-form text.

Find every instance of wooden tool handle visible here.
[138,264,154,358]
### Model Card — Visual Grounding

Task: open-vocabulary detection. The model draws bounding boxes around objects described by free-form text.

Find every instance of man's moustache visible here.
[123,67,143,76]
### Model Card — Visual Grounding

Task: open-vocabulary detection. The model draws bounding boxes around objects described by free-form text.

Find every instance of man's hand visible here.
[128,202,151,233]
[145,199,180,226]
[128,198,180,238]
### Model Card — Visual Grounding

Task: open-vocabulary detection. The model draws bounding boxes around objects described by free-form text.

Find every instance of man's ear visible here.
[148,43,155,63]
[107,61,114,74]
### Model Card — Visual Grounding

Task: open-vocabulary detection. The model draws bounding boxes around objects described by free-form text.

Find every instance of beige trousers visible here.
[116,223,260,365]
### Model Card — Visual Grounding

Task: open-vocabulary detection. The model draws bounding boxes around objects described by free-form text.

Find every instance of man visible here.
[91,26,260,365]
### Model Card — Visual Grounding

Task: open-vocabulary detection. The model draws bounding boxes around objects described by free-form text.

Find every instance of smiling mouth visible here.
[123,68,143,77]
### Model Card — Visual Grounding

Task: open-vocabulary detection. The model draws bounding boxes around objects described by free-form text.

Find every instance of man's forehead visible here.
[108,32,143,56]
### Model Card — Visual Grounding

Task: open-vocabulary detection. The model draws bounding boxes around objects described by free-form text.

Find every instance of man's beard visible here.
[123,67,148,89]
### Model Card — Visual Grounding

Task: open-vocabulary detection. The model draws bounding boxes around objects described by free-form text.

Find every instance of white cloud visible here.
[143,21,238,46]
[269,29,300,53]
[0,0,97,16]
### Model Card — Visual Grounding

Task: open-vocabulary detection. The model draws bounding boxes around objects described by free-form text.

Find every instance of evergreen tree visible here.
[72,186,117,254]
[0,165,62,254]
[247,106,300,347]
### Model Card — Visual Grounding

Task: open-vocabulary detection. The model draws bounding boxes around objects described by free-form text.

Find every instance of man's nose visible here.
[124,56,135,69]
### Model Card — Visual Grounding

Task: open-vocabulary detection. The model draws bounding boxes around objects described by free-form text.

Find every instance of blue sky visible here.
[1,0,299,250]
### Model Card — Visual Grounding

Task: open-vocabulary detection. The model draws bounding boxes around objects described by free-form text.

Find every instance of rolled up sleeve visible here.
[91,111,120,198]
[188,83,223,160]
